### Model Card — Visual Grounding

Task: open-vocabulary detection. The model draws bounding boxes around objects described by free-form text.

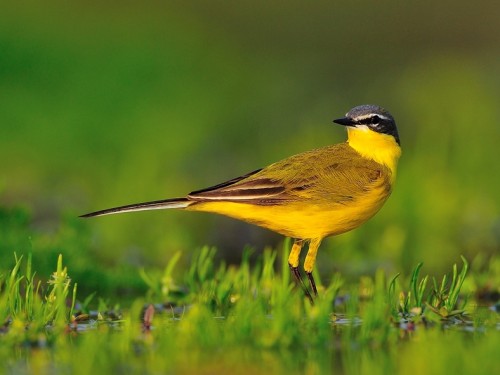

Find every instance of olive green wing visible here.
[188,144,387,205]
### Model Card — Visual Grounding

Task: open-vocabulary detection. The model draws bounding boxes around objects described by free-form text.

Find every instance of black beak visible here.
[333,117,356,126]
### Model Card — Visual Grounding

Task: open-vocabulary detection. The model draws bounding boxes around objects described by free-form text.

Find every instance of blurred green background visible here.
[1,1,499,295]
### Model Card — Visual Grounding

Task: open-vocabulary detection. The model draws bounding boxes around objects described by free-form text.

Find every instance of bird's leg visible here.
[304,238,322,296]
[306,273,318,297]
[288,239,313,304]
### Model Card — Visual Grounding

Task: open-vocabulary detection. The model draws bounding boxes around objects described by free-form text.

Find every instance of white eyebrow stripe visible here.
[353,114,391,122]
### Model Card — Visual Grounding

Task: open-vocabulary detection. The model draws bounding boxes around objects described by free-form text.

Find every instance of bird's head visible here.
[333,104,400,146]
[333,104,401,176]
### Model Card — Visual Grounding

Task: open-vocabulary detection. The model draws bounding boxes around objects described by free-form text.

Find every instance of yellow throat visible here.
[347,126,401,181]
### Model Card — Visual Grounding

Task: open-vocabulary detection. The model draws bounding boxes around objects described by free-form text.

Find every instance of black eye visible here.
[370,115,380,125]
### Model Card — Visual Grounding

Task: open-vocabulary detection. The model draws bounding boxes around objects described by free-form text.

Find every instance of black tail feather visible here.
[80,197,190,218]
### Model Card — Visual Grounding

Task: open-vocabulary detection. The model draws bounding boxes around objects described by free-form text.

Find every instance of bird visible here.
[81,104,401,303]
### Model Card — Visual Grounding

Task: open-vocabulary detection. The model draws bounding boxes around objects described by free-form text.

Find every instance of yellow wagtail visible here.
[82,104,401,301]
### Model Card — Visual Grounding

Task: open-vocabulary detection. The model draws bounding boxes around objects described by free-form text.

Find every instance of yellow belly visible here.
[187,183,391,240]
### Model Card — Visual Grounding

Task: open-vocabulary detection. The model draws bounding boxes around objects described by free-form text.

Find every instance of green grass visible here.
[389,256,471,321]
[2,1,499,278]
[0,241,498,375]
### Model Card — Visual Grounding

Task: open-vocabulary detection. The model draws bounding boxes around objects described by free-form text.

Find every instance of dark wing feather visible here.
[189,168,263,195]
[188,168,286,202]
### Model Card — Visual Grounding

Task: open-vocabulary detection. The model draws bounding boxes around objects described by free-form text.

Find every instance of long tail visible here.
[80,197,192,218]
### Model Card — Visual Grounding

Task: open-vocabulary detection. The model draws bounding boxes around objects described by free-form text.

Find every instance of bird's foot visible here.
[306,271,318,296]
[289,264,314,305]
